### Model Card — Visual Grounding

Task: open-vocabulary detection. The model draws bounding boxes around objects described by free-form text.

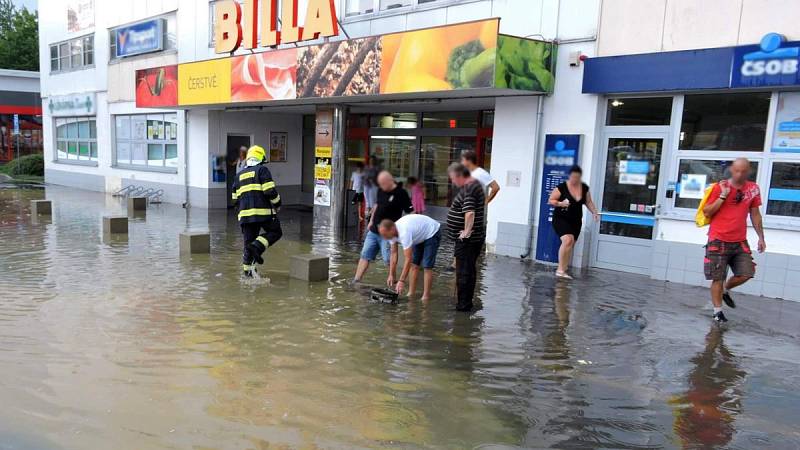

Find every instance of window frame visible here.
[343,0,474,20]
[53,116,98,166]
[49,34,95,73]
[113,113,179,173]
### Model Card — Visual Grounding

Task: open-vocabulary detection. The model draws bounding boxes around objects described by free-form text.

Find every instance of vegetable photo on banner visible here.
[380,20,498,93]
[495,36,556,92]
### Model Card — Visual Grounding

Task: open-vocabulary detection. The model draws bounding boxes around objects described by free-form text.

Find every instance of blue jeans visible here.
[360,230,390,264]
[412,230,441,269]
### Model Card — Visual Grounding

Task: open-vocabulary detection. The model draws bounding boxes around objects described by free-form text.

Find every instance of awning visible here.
[135,19,557,109]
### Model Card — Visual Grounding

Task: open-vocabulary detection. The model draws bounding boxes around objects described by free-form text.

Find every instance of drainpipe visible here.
[520,97,545,259]
[183,110,190,209]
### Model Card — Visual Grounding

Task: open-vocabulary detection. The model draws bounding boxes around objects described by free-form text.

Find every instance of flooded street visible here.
[1,185,800,449]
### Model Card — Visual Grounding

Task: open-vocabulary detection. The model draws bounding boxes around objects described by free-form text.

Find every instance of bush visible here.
[4,154,44,176]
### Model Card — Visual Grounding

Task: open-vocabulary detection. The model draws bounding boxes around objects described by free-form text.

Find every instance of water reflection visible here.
[1,185,799,449]
[671,326,745,449]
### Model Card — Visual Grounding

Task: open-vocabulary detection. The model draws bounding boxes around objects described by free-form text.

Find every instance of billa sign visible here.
[214,0,339,53]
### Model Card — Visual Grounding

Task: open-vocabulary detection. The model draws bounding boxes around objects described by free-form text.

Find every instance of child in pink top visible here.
[407,177,426,214]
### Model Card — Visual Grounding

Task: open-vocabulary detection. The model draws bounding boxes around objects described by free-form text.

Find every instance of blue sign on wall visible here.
[732,33,800,88]
[115,19,164,58]
[535,134,581,263]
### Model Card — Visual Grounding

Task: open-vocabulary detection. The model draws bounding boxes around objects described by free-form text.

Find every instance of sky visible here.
[13,0,37,11]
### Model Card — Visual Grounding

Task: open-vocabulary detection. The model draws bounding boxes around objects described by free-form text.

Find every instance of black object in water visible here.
[371,288,399,304]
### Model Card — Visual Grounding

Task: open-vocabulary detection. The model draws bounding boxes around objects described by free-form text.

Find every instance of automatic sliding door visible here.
[420,136,476,208]
[369,136,415,181]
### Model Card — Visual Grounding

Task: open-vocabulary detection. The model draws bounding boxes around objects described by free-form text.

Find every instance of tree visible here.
[0,0,38,71]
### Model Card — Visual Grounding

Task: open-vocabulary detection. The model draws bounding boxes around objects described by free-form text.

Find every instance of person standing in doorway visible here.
[350,161,366,222]
[701,158,766,323]
[447,163,486,312]
[235,146,248,173]
[379,215,441,301]
[231,145,283,278]
[461,150,500,204]
[353,170,414,283]
[407,176,426,214]
[548,165,599,280]
[363,156,381,219]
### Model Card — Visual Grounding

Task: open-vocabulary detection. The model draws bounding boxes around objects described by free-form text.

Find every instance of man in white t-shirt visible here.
[461,150,500,203]
[378,215,441,301]
[350,161,366,221]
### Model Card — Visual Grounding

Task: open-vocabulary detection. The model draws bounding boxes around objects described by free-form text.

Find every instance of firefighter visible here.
[231,145,283,277]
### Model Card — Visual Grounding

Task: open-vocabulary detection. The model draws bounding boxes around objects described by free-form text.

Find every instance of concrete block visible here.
[103,215,128,234]
[180,232,210,255]
[763,267,787,284]
[30,200,51,215]
[666,268,685,284]
[127,196,147,211]
[651,266,667,281]
[765,252,789,268]
[762,282,785,300]
[667,255,685,270]
[290,254,329,282]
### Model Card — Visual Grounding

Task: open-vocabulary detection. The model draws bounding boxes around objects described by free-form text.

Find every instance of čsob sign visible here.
[116,19,165,58]
[733,32,800,87]
[214,0,339,53]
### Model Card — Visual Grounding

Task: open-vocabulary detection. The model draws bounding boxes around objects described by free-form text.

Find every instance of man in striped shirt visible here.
[446,163,486,312]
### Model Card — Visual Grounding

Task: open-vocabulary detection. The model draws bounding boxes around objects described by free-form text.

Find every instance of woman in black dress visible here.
[548,165,600,279]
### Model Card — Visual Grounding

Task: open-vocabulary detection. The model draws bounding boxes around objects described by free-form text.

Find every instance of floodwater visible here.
[1,185,800,450]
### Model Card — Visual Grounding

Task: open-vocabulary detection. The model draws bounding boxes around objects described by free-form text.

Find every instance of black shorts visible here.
[552,216,581,240]
[352,192,364,204]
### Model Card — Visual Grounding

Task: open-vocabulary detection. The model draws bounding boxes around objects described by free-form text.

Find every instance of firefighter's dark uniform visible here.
[232,148,283,274]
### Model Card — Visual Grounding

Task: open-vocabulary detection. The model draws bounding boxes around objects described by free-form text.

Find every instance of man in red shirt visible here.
[702,158,766,323]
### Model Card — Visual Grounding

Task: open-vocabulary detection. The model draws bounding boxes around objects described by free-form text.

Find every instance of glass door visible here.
[419,136,476,211]
[593,135,665,274]
[369,136,416,181]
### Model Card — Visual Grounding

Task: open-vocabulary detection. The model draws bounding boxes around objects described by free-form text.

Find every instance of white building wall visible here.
[598,0,800,56]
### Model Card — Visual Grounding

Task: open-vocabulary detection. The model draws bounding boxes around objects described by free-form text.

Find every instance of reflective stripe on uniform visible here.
[256,236,268,246]
[270,194,281,205]
[240,171,256,181]
[238,208,273,220]
[234,183,277,199]
[262,181,276,191]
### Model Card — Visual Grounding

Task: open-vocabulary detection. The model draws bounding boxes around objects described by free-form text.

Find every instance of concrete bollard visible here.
[31,200,52,215]
[289,254,330,282]
[128,197,147,211]
[180,232,210,255]
[103,215,128,234]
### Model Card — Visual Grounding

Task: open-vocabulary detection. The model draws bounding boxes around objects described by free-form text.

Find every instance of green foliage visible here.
[495,36,556,93]
[0,0,38,71]
[4,154,43,176]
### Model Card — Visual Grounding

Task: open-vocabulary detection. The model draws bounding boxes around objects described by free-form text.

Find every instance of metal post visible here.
[330,105,348,230]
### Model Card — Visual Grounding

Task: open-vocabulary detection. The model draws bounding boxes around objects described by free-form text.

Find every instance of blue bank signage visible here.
[733,33,800,88]
[115,19,164,58]
[536,134,581,263]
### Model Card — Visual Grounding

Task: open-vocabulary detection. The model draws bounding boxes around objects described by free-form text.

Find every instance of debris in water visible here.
[577,360,592,365]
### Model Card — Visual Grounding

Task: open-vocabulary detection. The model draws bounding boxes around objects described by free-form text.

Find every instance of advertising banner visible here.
[135,65,178,107]
[136,19,558,108]
[178,59,232,106]
[115,19,164,58]
[535,135,581,263]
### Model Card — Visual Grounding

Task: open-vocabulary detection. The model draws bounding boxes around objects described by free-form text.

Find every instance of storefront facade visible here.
[0,70,42,162]
[39,0,800,301]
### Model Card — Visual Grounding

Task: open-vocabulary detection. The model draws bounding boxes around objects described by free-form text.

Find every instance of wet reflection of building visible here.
[670,326,745,449]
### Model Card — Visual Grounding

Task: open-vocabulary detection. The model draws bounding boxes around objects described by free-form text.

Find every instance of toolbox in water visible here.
[370,288,399,304]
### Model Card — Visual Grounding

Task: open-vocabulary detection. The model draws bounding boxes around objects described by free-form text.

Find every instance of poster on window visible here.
[679,174,708,199]
[773,92,800,153]
[619,160,649,185]
[67,0,94,33]
[314,182,331,206]
[269,131,288,162]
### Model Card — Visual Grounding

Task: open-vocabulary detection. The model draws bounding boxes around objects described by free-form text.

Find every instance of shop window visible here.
[606,97,672,126]
[370,113,418,129]
[114,113,178,170]
[679,93,770,151]
[674,159,759,209]
[110,14,175,61]
[55,117,97,162]
[50,35,94,72]
[422,111,479,129]
[767,162,800,217]
[480,110,494,128]
[419,136,475,207]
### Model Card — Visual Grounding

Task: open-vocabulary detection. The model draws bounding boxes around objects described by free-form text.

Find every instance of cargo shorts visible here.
[704,239,756,281]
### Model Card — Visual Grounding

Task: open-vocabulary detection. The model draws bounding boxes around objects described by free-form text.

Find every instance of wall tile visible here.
[763,268,787,284]
[765,252,790,268]
[666,268,685,284]
[762,282,785,300]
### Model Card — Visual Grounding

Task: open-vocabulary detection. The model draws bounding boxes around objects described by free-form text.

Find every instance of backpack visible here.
[695,184,716,227]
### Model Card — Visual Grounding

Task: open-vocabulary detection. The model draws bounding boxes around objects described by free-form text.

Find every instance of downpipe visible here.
[520,97,545,259]
[182,110,190,209]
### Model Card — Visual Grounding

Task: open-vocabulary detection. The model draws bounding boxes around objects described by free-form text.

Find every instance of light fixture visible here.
[611,99,624,107]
